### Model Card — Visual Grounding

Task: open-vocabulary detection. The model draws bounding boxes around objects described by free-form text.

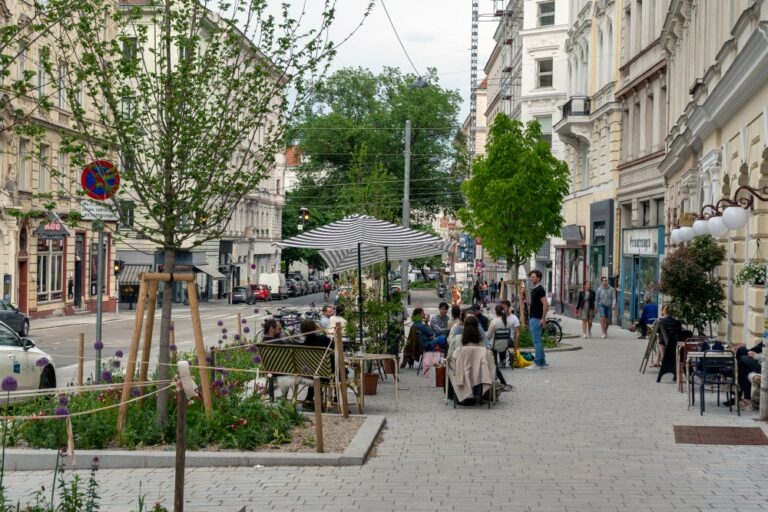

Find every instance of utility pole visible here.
[401,120,411,308]
[94,220,104,383]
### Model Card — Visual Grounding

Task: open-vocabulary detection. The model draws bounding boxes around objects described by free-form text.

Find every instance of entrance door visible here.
[17,260,27,313]
[74,234,84,308]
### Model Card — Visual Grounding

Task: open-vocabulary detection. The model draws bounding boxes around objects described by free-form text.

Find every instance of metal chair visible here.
[689,350,740,416]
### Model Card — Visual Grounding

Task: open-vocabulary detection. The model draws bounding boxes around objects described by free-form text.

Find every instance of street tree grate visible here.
[674,425,768,445]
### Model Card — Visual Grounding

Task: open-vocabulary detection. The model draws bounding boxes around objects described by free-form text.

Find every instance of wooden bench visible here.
[255,343,336,407]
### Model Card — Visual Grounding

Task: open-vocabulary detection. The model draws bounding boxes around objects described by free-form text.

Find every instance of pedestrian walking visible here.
[489,280,498,302]
[472,280,482,306]
[526,269,549,369]
[595,276,616,338]
[576,280,596,338]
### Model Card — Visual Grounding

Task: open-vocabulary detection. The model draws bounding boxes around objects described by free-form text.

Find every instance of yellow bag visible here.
[512,349,532,368]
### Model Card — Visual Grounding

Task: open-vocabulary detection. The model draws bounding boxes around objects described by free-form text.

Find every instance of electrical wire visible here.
[379,0,421,77]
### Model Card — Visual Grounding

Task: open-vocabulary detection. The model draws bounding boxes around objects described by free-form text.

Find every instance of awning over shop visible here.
[194,264,226,280]
[119,265,151,285]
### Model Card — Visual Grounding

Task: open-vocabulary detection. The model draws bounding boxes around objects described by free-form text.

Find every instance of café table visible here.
[346,353,399,414]
[685,351,737,409]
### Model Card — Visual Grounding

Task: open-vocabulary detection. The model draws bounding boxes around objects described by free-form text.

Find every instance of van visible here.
[259,273,288,299]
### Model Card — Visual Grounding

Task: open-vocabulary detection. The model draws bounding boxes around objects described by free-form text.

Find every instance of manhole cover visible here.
[674,425,768,445]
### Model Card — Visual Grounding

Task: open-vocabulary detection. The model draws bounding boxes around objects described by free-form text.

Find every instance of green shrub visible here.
[517,327,557,349]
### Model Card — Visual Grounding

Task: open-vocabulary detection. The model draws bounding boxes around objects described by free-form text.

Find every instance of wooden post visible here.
[77,333,84,386]
[138,280,159,386]
[170,321,177,364]
[334,323,349,418]
[313,377,324,453]
[174,382,187,512]
[237,313,242,340]
[186,280,213,415]
[117,277,149,436]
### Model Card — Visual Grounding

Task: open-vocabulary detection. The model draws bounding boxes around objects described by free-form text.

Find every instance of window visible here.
[58,151,67,192]
[39,145,48,192]
[18,139,27,190]
[538,2,555,26]
[57,62,66,109]
[119,201,135,228]
[37,50,45,99]
[537,59,553,88]
[654,199,664,226]
[535,115,553,146]
[37,238,64,302]
[276,179,281,194]
[17,42,26,81]
[121,37,138,63]
[641,201,651,226]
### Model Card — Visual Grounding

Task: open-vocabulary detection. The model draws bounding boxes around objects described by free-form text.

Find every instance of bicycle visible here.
[544,316,563,345]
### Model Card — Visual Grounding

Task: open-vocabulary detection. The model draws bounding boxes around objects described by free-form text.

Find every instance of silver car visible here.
[0,300,30,337]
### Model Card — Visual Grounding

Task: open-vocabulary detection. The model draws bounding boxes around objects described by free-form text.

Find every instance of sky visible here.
[297,0,496,124]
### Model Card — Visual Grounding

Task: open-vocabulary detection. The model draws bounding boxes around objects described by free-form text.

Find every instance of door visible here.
[17,260,27,314]
[74,234,84,308]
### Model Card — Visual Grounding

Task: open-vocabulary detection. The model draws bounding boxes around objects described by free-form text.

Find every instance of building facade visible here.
[553,0,623,316]
[660,0,768,345]
[615,0,670,327]
[0,0,118,319]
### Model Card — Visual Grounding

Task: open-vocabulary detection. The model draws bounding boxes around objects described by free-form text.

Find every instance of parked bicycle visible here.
[545,316,563,345]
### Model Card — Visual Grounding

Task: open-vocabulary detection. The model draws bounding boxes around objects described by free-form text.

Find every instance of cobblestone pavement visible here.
[4,316,767,511]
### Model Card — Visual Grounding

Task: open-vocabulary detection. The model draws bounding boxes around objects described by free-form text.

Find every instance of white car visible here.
[0,321,56,390]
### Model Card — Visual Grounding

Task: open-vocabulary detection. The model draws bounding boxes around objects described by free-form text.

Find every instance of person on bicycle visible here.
[322,280,332,301]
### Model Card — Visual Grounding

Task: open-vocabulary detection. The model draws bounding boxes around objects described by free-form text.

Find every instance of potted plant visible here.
[734,261,766,286]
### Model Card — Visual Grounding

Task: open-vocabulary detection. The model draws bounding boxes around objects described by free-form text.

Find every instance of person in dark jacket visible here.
[575,281,596,339]
[300,319,334,409]
[634,295,659,339]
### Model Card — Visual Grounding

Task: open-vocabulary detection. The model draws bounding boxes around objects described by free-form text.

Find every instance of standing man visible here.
[596,276,616,338]
[527,270,549,369]
[489,280,497,303]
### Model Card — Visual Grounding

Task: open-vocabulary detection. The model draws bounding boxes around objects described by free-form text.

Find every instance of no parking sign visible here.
[81,160,120,201]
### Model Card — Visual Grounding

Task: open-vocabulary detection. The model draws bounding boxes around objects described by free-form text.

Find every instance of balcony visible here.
[561,96,591,119]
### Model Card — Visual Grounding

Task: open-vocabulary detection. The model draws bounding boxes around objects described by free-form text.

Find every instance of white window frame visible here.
[57,62,66,109]
[537,58,554,88]
[538,1,555,27]
[39,144,48,192]
[36,238,64,303]
[58,151,67,192]
[37,50,45,99]
[17,42,26,82]
[18,139,27,190]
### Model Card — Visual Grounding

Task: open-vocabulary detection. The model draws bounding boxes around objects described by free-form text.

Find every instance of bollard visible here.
[77,333,84,386]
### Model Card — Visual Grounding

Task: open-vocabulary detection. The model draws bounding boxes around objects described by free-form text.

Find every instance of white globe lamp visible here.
[670,229,680,244]
[692,219,709,236]
[679,226,695,242]
[722,206,749,230]
[707,216,729,237]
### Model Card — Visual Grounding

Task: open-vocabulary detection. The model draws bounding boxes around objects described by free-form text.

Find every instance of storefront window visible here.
[89,236,109,295]
[37,238,64,302]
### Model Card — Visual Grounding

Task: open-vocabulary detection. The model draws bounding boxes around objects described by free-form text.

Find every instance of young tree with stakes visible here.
[49,0,372,425]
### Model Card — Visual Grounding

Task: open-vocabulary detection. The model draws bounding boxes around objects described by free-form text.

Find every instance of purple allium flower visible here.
[131,388,141,398]
[36,357,49,367]
[253,308,259,314]
[217,320,224,327]
[248,345,258,353]
[233,334,240,341]
[169,324,175,332]
[112,360,121,368]
[205,355,213,363]
[115,350,124,358]
[54,406,69,416]
[100,371,112,383]
[1,376,18,392]
[94,340,104,351]
[250,264,257,270]
[241,318,247,324]
[91,457,100,469]
[213,379,224,388]
[301,365,311,374]
[220,386,230,396]
[169,344,177,352]
[57,394,69,406]
[252,355,262,364]
[221,334,228,340]
[221,328,228,334]
[243,326,250,334]
[216,367,225,374]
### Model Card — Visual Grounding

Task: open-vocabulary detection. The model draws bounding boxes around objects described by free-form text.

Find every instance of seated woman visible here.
[728,341,763,407]
[411,307,448,352]
[449,311,511,391]
[634,296,658,339]
[448,315,497,403]
[300,319,334,410]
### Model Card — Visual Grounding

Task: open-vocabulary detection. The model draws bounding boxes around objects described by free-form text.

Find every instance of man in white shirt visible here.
[320,304,347,337]
[500,300,522,350]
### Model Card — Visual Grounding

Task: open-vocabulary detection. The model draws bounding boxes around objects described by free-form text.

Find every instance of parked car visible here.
[293,278,308,296]
[307,279,320,294]
[250,284,273,301]
[0,300,29,337]
[231,286,255,305]
[0,321,56,390]
[285,278,300,297]
[260,273,288,299]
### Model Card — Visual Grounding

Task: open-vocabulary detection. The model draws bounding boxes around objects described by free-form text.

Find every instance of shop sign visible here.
[623,228,656,256]
[561,224,584,242]
[33,212,70,240]
[592,221,606,245]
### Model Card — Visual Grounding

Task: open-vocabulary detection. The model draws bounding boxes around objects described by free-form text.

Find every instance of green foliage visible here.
[734,261,767,286]
[517,327,557,349]
[660,238,726,331]
[458,114,569,273]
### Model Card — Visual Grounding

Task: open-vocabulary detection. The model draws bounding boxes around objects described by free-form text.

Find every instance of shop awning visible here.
[119,265,151,285]
[194,264,226,280]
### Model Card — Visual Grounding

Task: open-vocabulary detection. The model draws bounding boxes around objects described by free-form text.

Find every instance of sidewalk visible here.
[3,315,766,511]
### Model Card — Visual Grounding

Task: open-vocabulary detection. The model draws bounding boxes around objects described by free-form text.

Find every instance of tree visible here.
[660,235,726,334]
[52,0,370,425]
[286,66,462,228]
[458,113,569,281]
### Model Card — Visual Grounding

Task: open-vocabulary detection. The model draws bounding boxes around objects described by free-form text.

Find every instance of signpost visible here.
[81,161,120,383]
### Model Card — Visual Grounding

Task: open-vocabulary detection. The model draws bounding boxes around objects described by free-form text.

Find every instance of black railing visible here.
[561,96,591,119]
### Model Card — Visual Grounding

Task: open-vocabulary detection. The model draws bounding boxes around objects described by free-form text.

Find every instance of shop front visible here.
[620,226,665,327]
[589,199,615,287]
[554,224,587,316]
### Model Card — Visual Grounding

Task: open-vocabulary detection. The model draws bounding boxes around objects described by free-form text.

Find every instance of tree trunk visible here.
[156,247,174,427]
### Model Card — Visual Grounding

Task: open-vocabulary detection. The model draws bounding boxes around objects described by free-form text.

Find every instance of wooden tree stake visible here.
[138,280,159,387]
[174,382,187,512]
[313,377,324,453]
[117,277,148,436]
[77,333,84,386]
[186,280,213,415]
[334,322,349,418]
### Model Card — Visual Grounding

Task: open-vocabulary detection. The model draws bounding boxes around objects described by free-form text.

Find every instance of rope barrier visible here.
[3,380,174,400]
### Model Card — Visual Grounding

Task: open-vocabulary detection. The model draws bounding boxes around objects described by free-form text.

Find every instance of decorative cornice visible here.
[0,0,11,20]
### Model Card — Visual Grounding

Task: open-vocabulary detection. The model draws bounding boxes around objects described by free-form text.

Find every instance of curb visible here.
[2,415,386,471]
[519,343,582,353]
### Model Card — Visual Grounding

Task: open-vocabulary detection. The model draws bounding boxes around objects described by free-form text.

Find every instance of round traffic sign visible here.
[81,160,120,201]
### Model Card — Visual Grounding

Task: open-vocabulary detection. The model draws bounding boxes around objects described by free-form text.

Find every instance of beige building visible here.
[660,0,768,345]
[0,0,118,319]
[553,0,623,315]
[615,0,670,327]
[462,79,488,157]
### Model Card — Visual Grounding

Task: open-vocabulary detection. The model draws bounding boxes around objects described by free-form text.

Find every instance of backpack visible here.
[323,282,331,291]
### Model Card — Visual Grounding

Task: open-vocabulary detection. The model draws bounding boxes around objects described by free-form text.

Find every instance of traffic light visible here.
[297,207,310,231]
[113,259,124,275]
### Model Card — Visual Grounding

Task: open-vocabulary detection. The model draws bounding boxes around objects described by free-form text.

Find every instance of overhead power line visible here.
[380,0,421,77]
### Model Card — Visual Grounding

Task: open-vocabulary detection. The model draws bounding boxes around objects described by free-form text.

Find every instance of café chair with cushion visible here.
[689,349,739,416]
